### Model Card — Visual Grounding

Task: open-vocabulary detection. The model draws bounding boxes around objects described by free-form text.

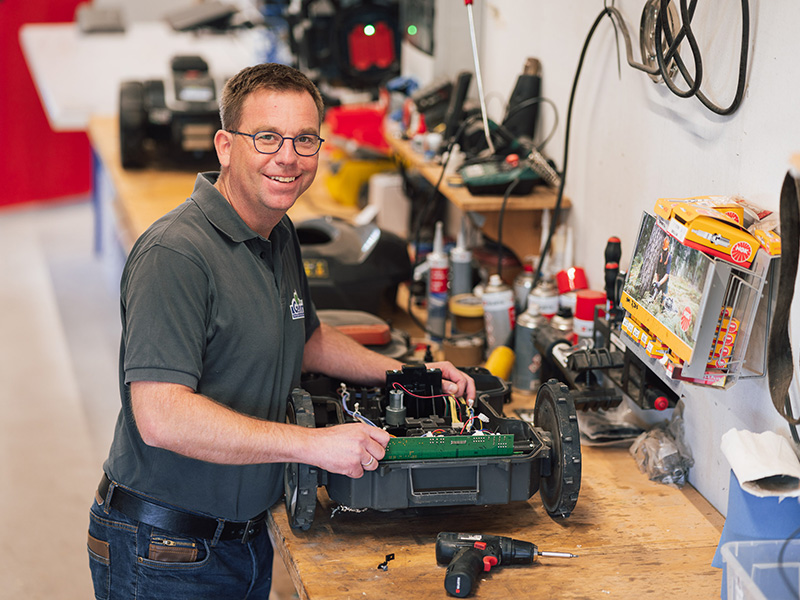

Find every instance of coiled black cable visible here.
[654,0,750,115]
[607,0,751,115]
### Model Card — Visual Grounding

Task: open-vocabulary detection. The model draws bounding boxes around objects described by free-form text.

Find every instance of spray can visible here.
[551,307,575,342]
[512,258,536,314]
[512,299,547,395]
[528,276,559,319]
[574,289,606,343]
[481,274,515,353]
[426,221,449,341]
[449,222,473,297]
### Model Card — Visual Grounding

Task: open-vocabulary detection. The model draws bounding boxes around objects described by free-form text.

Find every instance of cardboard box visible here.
[645,339,667,359]
[621,314,637,338]
[707,316,740,368]
[753,229,781,255]
[638,327,652,347]
[664,362,727,388]
[655,195,745,225]
[654,198,759,268]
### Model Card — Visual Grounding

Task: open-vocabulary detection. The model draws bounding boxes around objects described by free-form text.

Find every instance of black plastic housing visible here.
[300,367,548,511]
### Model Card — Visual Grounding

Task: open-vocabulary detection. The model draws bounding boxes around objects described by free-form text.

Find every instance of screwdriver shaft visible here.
[540,551,579,559]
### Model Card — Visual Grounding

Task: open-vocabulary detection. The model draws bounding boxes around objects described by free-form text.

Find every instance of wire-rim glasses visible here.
[227,130,325,157]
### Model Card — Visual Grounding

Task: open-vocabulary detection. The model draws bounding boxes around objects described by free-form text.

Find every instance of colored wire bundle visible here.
[390,382,456,418]
[338,384,380,428]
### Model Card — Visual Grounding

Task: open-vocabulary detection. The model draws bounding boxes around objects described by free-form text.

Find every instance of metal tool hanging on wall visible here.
[604,0,751,116]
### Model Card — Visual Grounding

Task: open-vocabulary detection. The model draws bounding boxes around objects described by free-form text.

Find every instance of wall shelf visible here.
[384,133,570,263]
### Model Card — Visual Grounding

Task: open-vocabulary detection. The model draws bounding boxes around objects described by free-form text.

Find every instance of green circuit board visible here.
[383,434,515,461]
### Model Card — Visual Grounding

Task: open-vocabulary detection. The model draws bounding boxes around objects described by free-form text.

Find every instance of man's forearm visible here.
[130,380,389,477]
[302,323,403,385]
[132,380,312,464]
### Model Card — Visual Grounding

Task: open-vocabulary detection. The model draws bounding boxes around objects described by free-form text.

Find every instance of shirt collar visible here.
[192,172,290,246]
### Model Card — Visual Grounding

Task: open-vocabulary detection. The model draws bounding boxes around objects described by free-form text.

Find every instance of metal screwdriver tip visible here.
[540,551,579,559]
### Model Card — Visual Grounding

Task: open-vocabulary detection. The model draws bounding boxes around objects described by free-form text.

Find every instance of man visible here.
[653,235,672,303]
[87,63,474,599]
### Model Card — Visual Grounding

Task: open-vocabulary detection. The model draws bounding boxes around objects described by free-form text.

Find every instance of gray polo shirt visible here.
[104,172,320,521]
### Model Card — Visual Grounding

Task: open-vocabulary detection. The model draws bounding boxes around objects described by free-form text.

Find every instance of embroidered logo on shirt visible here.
[290,290,305,320]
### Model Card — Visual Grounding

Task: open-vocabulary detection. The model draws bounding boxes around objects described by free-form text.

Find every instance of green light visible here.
[407,25,418,36]
[364,24,376,36]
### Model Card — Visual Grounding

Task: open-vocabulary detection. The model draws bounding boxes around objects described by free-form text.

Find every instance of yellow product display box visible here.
[621,212,748,369]
[638,327,656,348]
[753,229,781,256]
[622,313,669,360]
[645,339,667,359]
[654,198,759,268]
[655,195,745,226]
[621,314,643,343]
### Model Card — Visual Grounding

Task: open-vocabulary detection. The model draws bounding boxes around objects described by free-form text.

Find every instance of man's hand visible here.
[308,423,391,478]
[425,361,476,402]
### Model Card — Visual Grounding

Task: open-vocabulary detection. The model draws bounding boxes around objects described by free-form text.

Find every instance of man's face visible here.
[216,88,320,222]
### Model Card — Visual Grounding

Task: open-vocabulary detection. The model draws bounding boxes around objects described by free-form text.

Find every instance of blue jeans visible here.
[87,499,274,600]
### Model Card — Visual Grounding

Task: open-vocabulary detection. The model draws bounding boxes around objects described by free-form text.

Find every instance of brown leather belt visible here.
[97,474,267,543]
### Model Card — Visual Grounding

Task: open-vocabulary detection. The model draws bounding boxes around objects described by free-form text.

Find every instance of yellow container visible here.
[483,345,515,381]
[449,293,484,334]
[325,157,395,207]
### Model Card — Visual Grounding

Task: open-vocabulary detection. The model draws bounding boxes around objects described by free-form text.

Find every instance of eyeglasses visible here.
[227,130,325,157]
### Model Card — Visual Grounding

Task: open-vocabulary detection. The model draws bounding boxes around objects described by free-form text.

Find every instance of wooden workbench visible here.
[87,117,725,598]
[268,435,725,599]
[384,134,571,264]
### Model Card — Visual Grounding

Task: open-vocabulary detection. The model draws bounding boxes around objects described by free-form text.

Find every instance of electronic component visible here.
[384,433,514,461]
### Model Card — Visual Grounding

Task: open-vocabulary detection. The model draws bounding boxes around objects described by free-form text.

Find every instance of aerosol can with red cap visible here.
[426,221,449,342]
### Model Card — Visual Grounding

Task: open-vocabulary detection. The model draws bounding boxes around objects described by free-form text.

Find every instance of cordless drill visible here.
[435,532,578,597]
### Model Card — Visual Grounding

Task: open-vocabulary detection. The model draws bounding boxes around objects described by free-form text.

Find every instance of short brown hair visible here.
[219,63,325,131]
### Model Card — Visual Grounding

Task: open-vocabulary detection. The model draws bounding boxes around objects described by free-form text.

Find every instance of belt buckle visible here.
[240,518,259,544]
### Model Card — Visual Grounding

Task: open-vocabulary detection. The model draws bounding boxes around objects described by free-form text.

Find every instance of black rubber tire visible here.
[119,81,147,169]
[534,379,582,519]
[284,388,319,531]
[143,79,166,110]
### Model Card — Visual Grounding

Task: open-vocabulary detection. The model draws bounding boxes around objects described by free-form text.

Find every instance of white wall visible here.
[423,0,800,515]
[401,0,483,85]
[94,0,194,22]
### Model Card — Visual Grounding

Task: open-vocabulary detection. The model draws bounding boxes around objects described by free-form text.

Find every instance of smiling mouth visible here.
[268,175,298,183]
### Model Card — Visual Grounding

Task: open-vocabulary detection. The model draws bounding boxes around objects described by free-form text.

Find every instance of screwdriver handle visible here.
[605,236,622,264]
[605,261,619,311]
